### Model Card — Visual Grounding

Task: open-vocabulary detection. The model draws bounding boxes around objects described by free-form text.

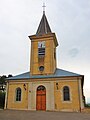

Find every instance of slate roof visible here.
[36,12,52,35]
[7,68,83,80]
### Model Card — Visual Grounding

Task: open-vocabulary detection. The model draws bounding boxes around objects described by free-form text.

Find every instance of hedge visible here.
[0,91,5,109]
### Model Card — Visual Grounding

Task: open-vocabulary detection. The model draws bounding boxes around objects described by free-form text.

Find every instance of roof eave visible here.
[7,75,83,81]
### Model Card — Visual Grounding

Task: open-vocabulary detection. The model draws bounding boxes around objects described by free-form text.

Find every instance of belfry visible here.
[5,6,85,112]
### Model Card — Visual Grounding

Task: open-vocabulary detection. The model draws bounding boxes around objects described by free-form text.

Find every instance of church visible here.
[5,8,84,112]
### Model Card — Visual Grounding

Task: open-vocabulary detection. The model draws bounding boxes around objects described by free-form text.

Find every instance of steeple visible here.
[29,6,58,75]
[36,3,52,35]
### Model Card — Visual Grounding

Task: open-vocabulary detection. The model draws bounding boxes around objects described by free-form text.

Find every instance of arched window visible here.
[16,87,21,101]
[63,86,70,101]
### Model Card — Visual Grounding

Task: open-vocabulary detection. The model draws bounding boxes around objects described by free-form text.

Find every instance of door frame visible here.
[36,85,46,111]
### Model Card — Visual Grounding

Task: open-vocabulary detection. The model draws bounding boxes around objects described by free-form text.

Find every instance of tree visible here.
[0,75,7,91]
[8,74,13,78]
[0,74,13,91]
[0,91,5,108]
[0,74,13,108]
[0,75,6,84]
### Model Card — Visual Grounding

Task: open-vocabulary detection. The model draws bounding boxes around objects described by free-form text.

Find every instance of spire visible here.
[36,3,52,35]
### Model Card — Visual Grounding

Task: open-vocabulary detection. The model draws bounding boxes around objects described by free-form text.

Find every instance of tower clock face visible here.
[38,41,45,48]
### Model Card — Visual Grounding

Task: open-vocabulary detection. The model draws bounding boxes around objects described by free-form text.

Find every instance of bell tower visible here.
[29,8,58,75]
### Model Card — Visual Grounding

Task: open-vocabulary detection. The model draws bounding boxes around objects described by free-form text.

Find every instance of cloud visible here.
[68,48,79,58]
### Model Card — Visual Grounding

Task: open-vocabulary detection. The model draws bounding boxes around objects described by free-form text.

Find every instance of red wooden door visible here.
[36,86,46,110]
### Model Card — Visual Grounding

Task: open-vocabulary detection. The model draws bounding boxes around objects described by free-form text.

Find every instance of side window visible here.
[15,87,22,101]
[63,86,70,101]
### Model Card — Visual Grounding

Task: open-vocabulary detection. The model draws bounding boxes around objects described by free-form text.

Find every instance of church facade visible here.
[5,10,84,112]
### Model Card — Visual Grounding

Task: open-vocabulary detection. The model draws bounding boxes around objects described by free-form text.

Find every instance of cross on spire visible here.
[42,2,46,14]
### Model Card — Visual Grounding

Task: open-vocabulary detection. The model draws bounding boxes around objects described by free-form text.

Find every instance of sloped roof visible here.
[36,13,52,35]
[7,68,83,80]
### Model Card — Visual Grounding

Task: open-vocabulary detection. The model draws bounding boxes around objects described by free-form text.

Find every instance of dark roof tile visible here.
[36,13,52,35]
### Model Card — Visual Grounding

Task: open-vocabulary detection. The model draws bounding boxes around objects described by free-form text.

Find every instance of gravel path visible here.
[0,110,90,120]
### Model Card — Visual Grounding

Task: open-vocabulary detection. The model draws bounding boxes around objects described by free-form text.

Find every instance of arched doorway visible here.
[36,85,46,111]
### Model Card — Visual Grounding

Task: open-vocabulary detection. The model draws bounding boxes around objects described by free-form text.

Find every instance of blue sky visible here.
[0,0,90,102]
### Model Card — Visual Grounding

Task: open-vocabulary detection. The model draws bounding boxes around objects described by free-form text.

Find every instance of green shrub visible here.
[0,91,5,109]
[85,103,90,108]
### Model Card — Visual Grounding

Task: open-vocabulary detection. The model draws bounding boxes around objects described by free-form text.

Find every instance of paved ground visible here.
[0,110,90,120]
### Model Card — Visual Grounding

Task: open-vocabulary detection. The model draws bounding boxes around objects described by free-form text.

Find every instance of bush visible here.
[0,91,5,109]
[85,103,90,108]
